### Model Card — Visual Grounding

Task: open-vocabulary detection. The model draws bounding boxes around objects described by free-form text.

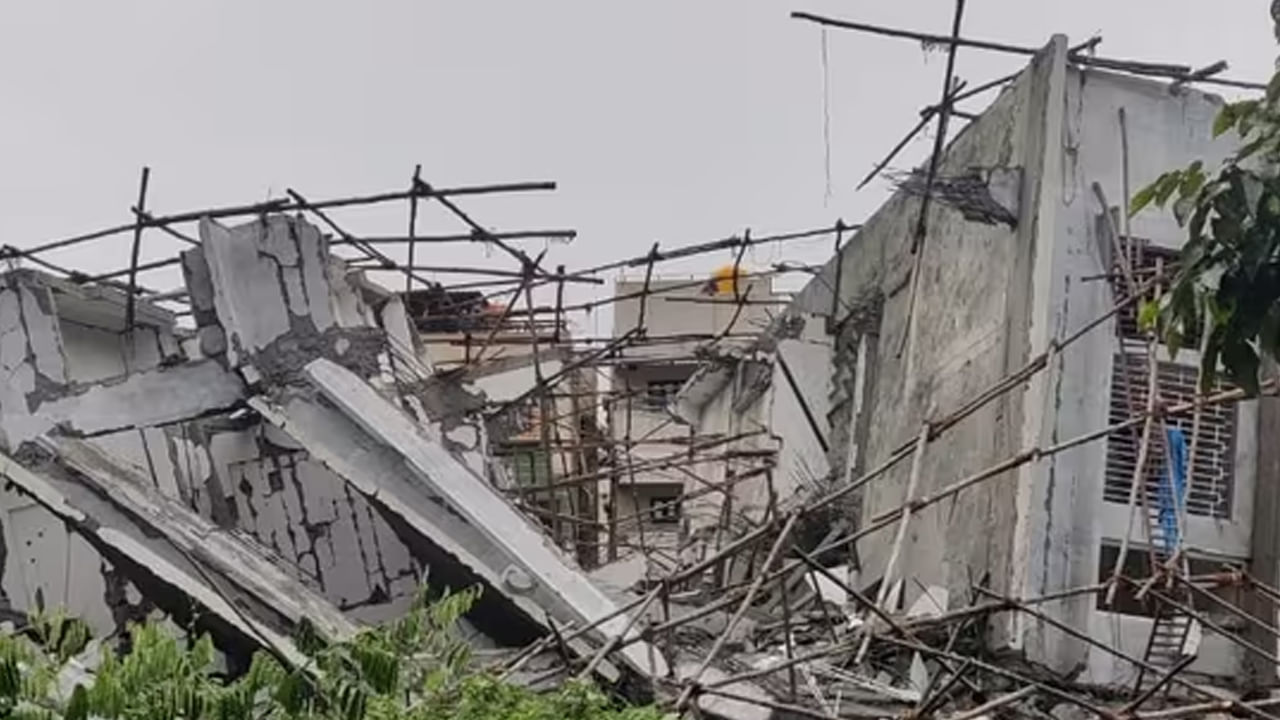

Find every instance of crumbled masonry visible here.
[0,27,1276,720]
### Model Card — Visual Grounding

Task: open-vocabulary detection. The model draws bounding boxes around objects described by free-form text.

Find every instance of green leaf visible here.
[1173,195,1197,226]
[1138,299,1161,331]
[292,616,328,656]
[64,685,89,720]
[1154,171,1184,207]
[1222,338,1261,396]
[1131,182,1159,216]
[1214,103,1239,137]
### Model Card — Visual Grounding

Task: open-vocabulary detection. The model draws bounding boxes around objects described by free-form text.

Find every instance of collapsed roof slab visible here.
[250,357,669,679]
[0,448,311,668]
[247,390,549,643]
[43,435,357,642]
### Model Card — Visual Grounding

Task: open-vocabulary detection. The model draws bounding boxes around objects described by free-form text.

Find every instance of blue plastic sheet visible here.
[1158,427,1188,552]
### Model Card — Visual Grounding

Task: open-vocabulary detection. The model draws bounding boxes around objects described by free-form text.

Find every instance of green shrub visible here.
[0,589,668,720]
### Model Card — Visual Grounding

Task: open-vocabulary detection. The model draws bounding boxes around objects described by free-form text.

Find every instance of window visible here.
[504,448,552,489]
[1114,240,1184,340]
[643,380,685,410]
[498,447,557,531]
[648,495,681,524]
[1096,543,1244,620]
[1104,355,1237,520]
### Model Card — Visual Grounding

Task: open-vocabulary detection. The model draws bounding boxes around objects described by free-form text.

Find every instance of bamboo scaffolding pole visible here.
[696,687,840,720]
[123,167,151,334]
[857,423,930,661]
[1120,656,1196,715]
[576,586,661,680]
[877,636,1114,719]
[675,512,800,711]
[3,180,557,262]
[342,229,577,247]
[1144,583,1280,666]
[950,686,1036,720]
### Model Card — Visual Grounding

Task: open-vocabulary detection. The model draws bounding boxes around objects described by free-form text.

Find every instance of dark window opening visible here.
[1113,240,1198,341]
[643,379,685,410]
[1096,543,1246,621]
[648,495,681,524]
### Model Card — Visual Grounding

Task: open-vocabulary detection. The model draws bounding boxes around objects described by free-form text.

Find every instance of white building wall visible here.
[1029,62,1252,682]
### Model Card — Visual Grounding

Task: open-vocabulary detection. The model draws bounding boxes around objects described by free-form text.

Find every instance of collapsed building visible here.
[0,211,663,683]
[1,16,1279,720]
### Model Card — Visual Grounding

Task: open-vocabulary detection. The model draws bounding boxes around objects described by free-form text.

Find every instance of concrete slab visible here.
[255,357,669,678]
[45,435,357,642]
[38,360,245,436]
[0,449,309,667]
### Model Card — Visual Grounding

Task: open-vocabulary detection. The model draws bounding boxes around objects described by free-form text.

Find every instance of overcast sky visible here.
[1,2,1273,336]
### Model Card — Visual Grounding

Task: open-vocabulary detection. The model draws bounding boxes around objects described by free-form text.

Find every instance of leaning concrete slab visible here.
[0,450,309,667]
[254,358,668,677]
[44,435,357,642]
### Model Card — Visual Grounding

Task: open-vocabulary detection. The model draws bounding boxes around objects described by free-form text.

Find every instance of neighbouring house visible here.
[605,274,786,569]
[670,35,1275,690]
[403,285,602,567]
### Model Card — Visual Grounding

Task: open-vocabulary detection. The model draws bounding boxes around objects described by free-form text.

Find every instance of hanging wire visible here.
[821,28,834,204]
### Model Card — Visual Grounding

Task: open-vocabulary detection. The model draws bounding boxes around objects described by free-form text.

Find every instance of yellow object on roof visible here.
[703,264,745,296]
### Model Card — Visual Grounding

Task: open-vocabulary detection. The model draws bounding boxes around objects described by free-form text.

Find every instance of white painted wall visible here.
[1039,64,1253,681]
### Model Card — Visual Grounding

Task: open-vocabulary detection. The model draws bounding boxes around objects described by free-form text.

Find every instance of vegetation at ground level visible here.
[0,587,667,720]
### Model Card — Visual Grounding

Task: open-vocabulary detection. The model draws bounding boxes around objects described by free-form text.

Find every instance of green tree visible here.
[1132,71,1280,395]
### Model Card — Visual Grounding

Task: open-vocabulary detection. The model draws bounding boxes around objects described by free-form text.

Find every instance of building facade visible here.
[672,36,1273,689]
[605,275,784,566]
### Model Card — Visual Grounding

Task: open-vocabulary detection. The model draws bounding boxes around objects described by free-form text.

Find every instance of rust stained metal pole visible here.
[124,166,151,335]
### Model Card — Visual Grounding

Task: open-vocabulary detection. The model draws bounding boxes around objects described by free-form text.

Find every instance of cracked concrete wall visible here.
[187,215,385,385]
[0,259,422,640]
[225,448,421,623]
[0,482,125,635]
[778,42,1057,631]
[774,40,1250,685]
[101,415,427,626]
[0,273,69,448]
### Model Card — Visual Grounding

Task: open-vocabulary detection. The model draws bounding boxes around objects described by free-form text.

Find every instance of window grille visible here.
[1103,355,1236,520]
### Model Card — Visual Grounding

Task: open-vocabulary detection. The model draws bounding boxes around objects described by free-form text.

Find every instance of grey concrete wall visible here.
[779,41,1060,619]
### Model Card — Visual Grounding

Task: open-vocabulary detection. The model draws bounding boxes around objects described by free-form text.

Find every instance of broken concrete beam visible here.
[43,435,357,642]
[0,450,309,668]
[191,216,387,384]
[303,358,668,676]
[249,391,575,645]
[36,360,245,438]
[196,216,335,369]
[250,357,669,678]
